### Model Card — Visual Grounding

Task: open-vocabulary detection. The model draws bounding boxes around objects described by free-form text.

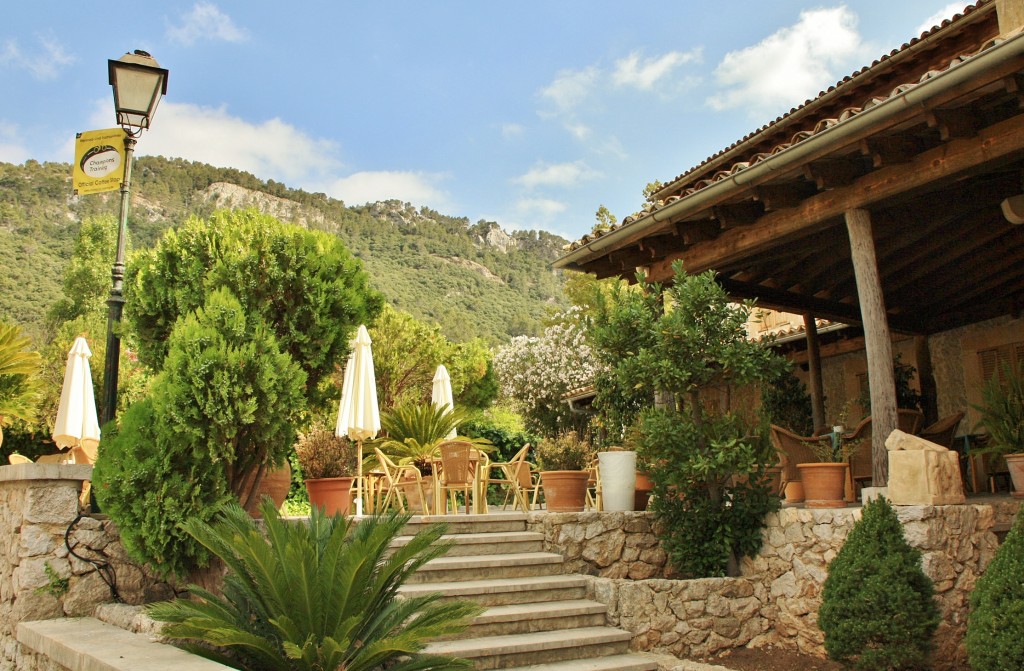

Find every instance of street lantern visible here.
[100,51,168,428]
[108,50,168,133]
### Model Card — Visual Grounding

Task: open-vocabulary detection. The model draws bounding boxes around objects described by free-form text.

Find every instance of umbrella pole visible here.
[356,440,364,517]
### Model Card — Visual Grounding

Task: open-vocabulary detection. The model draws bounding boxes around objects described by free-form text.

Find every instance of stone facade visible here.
[529,498,1021,668]
[0,464,180,670]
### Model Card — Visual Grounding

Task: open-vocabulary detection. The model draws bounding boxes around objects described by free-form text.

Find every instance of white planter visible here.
[598,451,637,511]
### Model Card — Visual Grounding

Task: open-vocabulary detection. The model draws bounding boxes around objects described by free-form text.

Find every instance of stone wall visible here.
[529,498,1021,668]
[0,464,180,670]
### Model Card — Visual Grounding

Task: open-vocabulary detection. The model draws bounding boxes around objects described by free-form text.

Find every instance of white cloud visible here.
[539,66,600,115]
[167,3,248,46]
[514,160,601,189]
[612,49,703,90]
[324,171,451,210]
[516,198,568,218]
[706,6,868,116]
[0,36,75,80]
[916,3,966,35]
[0,121,30,163]
[501,123,525,140]
[84,100,341,185]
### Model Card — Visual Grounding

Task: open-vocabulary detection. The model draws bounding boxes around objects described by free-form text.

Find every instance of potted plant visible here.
[796,427,863,508]
[296,425,359,516]
[972,362,1024,498]
[536,431,594,512]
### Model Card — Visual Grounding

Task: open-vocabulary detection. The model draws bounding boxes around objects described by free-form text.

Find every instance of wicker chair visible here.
[769,425,830,494]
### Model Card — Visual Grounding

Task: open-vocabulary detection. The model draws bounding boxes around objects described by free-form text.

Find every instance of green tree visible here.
[819,496,939,670]
[149,503,479,671]
[127,208,382,409]
[967,508,1024,671]
[93,289,307,576]
[0,322,41,449]
[45,217,118,325]
[592,205,617,234]
[589,262,787,577]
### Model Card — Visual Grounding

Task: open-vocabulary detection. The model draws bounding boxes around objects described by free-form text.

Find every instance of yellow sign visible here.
[72,129,126,195]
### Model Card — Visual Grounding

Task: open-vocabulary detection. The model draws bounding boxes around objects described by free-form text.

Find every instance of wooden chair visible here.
[373,448,429,514]
[919,411,965,449]
[437,441,480,514]
[844,409,927,497]
[487,444,539,512]
[585,457,602,511]
[769,425,829,495]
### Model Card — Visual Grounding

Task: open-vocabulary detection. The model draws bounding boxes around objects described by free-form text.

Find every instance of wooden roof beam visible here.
[755,182,819,210]
[927,108,978,140]
[803,157,865,190]
[712,200,765,229]
[677,220,722,245]
[860,135,923,168]
[648,111,1024,282]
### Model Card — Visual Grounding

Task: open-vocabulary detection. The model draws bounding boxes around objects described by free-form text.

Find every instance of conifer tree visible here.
[819,496,939,670]
[967,509,1024,671]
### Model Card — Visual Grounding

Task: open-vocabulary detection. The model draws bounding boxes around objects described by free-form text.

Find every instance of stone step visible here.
[423,626,633,670]
[401,512,528,536]
[499,654,660,671]
[441,599,609,640]
[392,530,545,556]
[399,574,589,607]
[408,551,565,584]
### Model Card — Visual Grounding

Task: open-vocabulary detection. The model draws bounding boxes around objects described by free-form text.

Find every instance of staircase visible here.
[396,512,659,671]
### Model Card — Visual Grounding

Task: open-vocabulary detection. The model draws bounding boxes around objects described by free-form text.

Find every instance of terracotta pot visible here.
[796,463,848,508]
[306,476,355,516]
[1005,453,1024,498]
[541,471,590,512]
[634,471,654,510]
[243,463,292,517]
[784,480,805,504]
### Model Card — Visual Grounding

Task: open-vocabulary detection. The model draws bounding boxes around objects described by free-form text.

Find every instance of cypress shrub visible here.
[967,509,1024,671]
[819,496,939,670]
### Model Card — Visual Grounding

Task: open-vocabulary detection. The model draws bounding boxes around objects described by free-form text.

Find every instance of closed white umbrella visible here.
[432,364,457,440]
[335,325,380,516]
[52,337,101,464]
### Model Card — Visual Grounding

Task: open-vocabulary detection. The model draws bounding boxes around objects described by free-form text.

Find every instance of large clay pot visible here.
[1005,453,1024,498]
[306,477,355,517]
[634,471,654,510]
[244,463,292,517]
[541,471,590,512]
[796,463,848,508]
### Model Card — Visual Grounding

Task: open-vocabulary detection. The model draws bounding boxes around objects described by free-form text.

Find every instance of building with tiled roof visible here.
[555,0,1024,485]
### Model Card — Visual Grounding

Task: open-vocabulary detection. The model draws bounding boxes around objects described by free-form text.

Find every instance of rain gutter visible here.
[554,28,1024,270]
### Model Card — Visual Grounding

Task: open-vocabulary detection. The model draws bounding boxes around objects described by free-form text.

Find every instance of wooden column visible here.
[846,208,897,486]
[915,336,938,426]
[803,313,827,435]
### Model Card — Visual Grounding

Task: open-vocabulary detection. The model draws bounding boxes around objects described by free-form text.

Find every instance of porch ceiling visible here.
[557,30,1024,337]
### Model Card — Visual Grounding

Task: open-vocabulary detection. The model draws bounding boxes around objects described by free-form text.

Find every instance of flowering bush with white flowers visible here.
[494,308,602,436]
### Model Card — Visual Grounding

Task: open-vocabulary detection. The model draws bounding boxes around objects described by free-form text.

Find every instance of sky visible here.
[2,1,972,241]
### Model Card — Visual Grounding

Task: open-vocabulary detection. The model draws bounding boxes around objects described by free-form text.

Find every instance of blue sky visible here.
[3,1,969,241]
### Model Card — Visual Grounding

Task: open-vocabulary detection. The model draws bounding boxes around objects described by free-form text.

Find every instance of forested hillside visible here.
[0,157,569,344]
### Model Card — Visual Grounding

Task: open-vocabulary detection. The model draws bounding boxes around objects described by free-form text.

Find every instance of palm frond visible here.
[149,499,482,671]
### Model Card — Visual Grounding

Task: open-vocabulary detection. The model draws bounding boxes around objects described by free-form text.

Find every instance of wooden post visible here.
[915,336,938,426]
[803,313,827,435]
[846,208,897,486]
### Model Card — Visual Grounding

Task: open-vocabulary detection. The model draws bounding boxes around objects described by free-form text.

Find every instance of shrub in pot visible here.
[536,431,594,512]
[967,508,1024,670]
[819,496,939,670]
[972,362,1024,497]
[296,425,359,516]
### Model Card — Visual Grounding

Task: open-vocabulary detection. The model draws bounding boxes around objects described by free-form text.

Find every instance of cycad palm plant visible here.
[0,322,41,448]
[376,403,490,474]
[148,500,481,671]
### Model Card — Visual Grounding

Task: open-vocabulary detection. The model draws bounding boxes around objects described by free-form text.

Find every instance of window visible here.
[978,341,1024,383]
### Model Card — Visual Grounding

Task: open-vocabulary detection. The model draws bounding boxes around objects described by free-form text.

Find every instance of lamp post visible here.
[100,50,168,427]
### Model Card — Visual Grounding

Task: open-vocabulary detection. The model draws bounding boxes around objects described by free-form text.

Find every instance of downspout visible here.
[555,29,1024,270]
